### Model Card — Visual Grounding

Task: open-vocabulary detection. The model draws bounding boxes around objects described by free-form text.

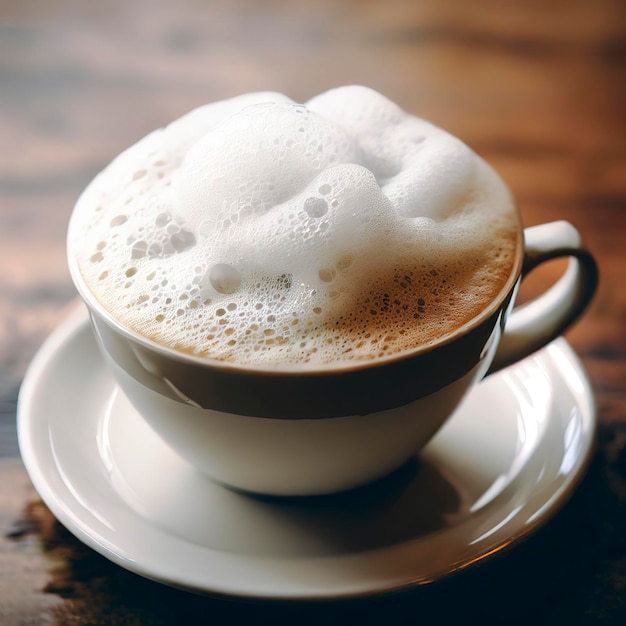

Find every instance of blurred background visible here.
[0,0,625,623]
[1,0,623,418]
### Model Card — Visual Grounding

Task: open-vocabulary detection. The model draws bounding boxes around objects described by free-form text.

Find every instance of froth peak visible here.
[69,86,518,366]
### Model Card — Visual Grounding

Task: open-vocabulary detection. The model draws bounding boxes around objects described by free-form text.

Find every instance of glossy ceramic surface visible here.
[18,308,596,600]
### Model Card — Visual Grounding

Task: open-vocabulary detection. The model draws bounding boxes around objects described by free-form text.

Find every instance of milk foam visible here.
[69,86,519,366]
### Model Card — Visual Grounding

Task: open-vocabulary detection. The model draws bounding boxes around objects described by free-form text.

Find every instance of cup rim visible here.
[67,227,524,378]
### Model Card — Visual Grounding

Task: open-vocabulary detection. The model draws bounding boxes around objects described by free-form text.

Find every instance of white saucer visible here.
[18,308,596,600]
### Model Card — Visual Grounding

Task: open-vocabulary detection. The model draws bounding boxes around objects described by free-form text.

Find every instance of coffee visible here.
[68,86,519,367]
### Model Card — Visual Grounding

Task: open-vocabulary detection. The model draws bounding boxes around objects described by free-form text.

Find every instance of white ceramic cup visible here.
[69,220,597,496]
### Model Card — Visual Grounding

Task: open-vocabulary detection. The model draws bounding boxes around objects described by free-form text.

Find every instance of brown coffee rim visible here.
[67,226,524,378]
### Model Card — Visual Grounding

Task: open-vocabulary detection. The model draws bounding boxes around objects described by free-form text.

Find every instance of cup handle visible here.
[488,220,598,374]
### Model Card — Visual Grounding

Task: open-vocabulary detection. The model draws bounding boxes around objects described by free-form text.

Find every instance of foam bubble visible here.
[69,86,519,366]
[209,264,241,295]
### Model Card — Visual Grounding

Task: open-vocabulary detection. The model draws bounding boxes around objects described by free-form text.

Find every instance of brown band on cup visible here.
[89,293,511,419]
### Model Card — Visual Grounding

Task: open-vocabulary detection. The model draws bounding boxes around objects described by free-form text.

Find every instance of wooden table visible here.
[1,1,624,623]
